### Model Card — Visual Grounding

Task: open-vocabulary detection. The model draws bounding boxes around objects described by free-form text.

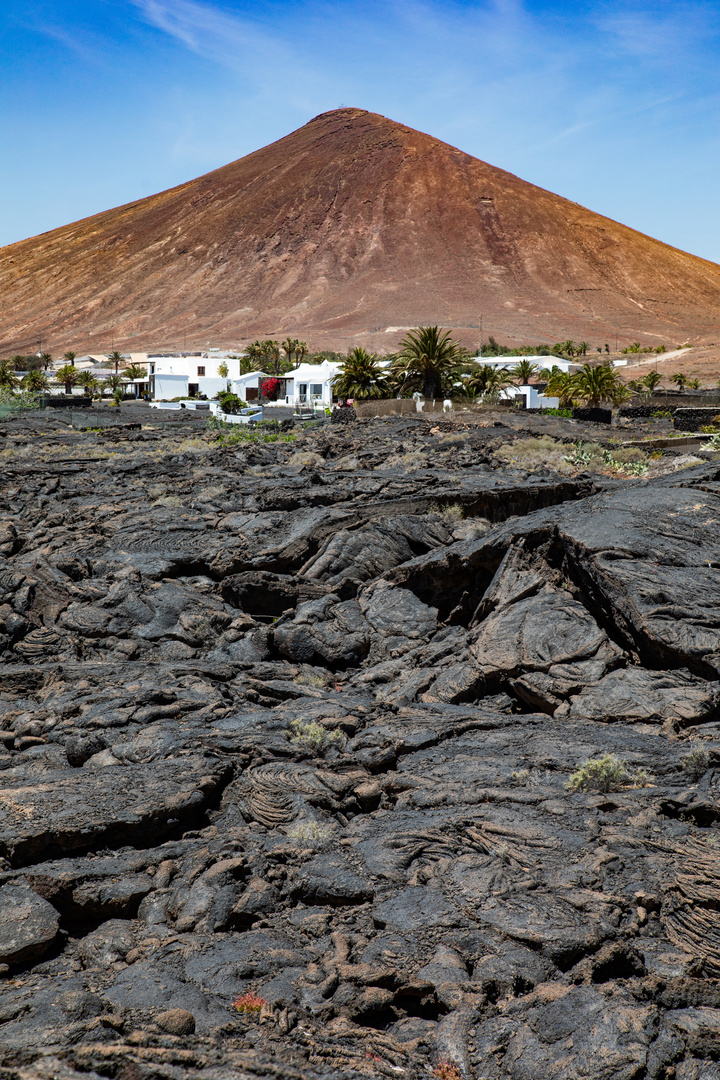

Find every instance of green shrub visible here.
[682,741,710,780]
[611,446,645,464]
[287,719,344,752]
[428,501,464,521]
[293,671,330,688]
[215,391,247,414]
[287,450,325,467]
[206,416,295,445]
[286,820,334,847]
[495,435,575,473]
[651,409,672,419]
[567,754,653,792]
[152,494,183,508]
[566,754,629,793]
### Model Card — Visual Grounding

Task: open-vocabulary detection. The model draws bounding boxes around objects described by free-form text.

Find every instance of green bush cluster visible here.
[566,754,652,793]
[287,719,344,752]
[682,742,711,779]
[206,416,295,445]
[286,820,335,847]
[566,442,649,476]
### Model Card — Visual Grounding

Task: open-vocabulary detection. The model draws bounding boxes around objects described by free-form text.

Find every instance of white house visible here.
[272,360,342,408]
[229,371,273,402]
[471,355,573,374]
[138,352,249,400]
[512,384,560,410]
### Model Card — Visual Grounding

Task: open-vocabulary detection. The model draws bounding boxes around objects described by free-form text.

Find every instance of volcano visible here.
[2,107,719,355]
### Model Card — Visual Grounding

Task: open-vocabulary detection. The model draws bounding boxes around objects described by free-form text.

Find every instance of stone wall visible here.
[673,408,720,432]
[572,406,612,424]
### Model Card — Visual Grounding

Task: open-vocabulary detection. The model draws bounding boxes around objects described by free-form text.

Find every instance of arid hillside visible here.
[2,107,720,355]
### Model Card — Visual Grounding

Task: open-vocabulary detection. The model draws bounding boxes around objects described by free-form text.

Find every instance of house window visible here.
[311,383,322,396]
[197,366,205,376]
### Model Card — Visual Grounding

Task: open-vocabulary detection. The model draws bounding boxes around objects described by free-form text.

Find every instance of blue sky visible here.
[1,0,719,261]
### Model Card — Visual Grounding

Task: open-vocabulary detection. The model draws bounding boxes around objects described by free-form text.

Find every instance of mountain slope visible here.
[1,107,719,354]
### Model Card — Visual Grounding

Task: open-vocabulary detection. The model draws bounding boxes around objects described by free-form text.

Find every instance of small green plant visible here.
[428,501,463,521]
[566,754,629,793]
[286,820,334,847]
[511,769,531,784]
[496,435,576,473]
[288,450,325,467]
[293,672,329,688]
[682,741,710,780]
[651,409,672,419]
[152,494,183,508]
[287,719,344,752]
[232,992,267,1014]
[702,433,720,450]
[206,417,296,446]
[540,406,573,418]
[566,443,649,476]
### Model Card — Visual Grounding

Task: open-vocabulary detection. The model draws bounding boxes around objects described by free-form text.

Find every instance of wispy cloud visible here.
[131,0,289,69]
[595,2,719,59]
[21,21,106,65]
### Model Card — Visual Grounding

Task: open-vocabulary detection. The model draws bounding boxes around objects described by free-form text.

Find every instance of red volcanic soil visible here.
[2,107,720,356]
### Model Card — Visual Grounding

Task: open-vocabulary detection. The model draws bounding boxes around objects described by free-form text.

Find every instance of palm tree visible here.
[510,359,540,384]
[102,373,127,398]
[642,371,662,392]
[123,363,148,382]
[282,337,298,368]
[688,377,701,390]
[465,364,513,401]
[108,351,124,375]
[295,341,309,368]
[671,372,688,391]
[577,341,590,357]
[54,364,80,395]
[62,350,77,367]
[22,369,49,392]
[257,340,281,375]
[244,341,265,369]
[77,371,99,397]
[0,359,18,391]
[391,326,461,399]
[570,363,625,407]
[333,348,389,399]
[40,352,53,370]
[561,340,576,357]
[545,369,576,409]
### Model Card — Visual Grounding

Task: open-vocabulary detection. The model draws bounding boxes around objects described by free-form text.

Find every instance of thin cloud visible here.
[131,0,289,69]
[595,3,719,59]
[22,22,106,65]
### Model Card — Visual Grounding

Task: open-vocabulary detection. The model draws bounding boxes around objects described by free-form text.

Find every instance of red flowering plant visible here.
[232,991,267,1015]
[433,1061,463,1080]
[260,377,280,401]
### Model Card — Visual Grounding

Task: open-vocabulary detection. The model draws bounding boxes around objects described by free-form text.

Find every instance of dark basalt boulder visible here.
[0,882,60,966]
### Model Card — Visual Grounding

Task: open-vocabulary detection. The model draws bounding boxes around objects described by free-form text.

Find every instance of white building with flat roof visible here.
[471,355,573,374]
[277,360,342,408]
[136,352,249,400]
